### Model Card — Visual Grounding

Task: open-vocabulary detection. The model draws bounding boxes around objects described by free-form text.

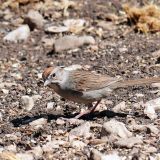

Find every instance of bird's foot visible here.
[75,100,101,118]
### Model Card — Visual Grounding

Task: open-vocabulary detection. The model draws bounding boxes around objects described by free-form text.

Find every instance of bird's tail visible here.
[113,77,160,88]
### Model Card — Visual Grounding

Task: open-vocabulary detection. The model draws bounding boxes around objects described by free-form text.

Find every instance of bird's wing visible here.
[67,70,121,92]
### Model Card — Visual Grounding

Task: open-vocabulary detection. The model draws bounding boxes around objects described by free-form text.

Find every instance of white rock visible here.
[37,73,42,79]
[128,122,159,134]
[3,9,13,20]
[132,101,144,110]
[45,25,69,33]
[149,156,155,160]
[0,151,17,160]
[21,95,34,111]
[29,118,47,127]
[63,19,86,33]
[42,140,66,152]
[69,122,91,141]
[56,118,65,125]
[3,25,30,42]
[146,125,159,134]
[16,153,34,160]
[5,144,17,152]
[91,149,121,160]
[25,10,44,29]
[155,153,160,160]
[1,89,9,94]
[47,102,55,110]
[32,95,42,101]
[12,63,20,68]
[144,97,160,120]
[54,35,95,52]
[129,124,147,132]
[10,72,22,80]
[151,49,160,57]
[46,135,52,142]
[101,119,132,138]
[29,146,43,159]
[5,134,19,141]
[89,138,108,145]
[144,146,157,153]
[0,82,17,89]
[0,147,4,153]
[132,70,141,74]
[21,95,42,111]
[71,140,86,150]
[151,83,160,88]
[114,137,143,148]
[119,47,128,53]
[0,112,3,121]
[63,19,86,28]
[112,101,126,112]
[135,93,144,97]
[96,27,103,37]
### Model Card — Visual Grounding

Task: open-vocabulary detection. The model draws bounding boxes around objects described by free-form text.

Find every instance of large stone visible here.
[24,10,44,30]
[144,97,160,120]
[90,149,121,160]
[54,35,95,52]
[101,119,132,138]
[69,122,91,141]
[3,25,30,42]
[114,137,143,148]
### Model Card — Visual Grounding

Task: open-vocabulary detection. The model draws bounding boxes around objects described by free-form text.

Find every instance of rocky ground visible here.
[0,0,160,160]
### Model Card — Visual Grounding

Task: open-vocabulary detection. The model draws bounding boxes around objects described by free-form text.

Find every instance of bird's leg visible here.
[89,100,101,113]
[75,100,101,119]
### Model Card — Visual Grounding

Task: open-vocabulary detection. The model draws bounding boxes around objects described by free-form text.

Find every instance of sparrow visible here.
[42,65,160,118]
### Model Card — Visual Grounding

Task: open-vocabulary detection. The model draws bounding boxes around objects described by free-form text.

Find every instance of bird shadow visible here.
[85,110,128,120]
[10,110,146,127]
[10,114,62,127]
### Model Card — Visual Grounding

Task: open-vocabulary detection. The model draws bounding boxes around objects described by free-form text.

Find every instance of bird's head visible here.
[42,66,65,87]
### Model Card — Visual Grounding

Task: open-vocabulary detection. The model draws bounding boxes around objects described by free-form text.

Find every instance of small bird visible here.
[42,65,160,118]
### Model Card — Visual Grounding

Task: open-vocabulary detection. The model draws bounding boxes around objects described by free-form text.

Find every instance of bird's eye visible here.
[52,73,56,78]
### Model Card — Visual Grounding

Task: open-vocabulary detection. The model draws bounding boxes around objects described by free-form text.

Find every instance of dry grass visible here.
[123,4,160,33]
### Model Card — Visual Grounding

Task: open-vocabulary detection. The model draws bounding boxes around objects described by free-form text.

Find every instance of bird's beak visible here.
[44,79,51,87]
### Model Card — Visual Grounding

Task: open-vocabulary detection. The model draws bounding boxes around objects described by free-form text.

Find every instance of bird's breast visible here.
[52,86,94,104]
[51,84,113,104]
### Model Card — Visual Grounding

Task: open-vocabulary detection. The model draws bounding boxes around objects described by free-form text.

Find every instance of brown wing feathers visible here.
[69,70,160,91]
[69,70,119,91]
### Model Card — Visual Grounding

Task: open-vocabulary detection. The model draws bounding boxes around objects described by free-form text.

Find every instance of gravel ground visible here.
[0,0,160,159]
